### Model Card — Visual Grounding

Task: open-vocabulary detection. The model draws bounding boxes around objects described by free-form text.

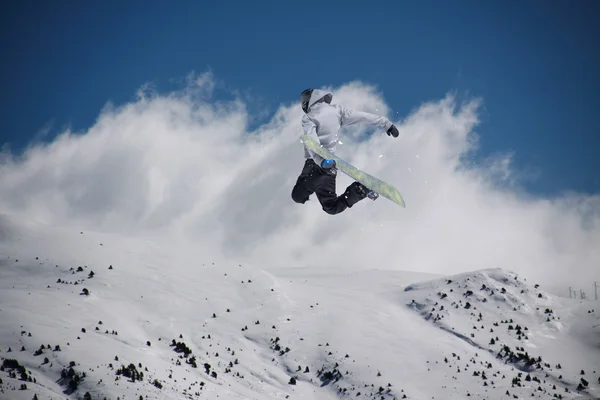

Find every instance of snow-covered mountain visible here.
[1,216,598,400]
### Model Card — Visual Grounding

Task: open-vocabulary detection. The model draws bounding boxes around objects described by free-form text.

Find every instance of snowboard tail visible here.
[300,135,406,208]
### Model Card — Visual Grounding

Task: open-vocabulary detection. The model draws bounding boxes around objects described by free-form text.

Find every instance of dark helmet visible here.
[300,88,332,114]
[300,88,313,113]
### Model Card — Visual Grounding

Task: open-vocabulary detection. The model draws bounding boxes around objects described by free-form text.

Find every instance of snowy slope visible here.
[0,216,598,400]
[402,270,600,399]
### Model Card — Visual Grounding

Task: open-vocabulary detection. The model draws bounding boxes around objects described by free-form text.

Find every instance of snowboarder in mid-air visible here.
[292,88,399,215]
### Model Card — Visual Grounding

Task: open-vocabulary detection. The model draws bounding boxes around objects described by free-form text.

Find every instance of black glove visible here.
[387,124,399,138]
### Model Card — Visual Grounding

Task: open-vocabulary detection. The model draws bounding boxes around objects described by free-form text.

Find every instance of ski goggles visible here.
[300,89,313,113]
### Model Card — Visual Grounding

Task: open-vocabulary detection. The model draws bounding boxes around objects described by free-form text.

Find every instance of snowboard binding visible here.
[367,191,379,201]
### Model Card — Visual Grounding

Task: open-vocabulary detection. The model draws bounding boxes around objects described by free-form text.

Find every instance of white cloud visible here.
[1,75,598,291]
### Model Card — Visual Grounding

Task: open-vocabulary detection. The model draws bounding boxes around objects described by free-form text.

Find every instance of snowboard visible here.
[300,135,406,208]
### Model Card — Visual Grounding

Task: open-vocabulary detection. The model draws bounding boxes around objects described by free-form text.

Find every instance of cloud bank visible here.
[1,74,598,291]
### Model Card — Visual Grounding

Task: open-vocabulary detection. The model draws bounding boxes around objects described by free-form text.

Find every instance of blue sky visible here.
[1,0,599,195]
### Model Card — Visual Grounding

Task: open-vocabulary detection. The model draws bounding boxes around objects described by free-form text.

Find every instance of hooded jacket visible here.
[301,89,393,165]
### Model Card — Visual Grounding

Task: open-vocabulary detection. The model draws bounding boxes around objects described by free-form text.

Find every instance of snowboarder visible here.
[292,88,399,215]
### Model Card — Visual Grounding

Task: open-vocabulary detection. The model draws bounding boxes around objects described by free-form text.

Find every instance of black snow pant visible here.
[291,159,367,215]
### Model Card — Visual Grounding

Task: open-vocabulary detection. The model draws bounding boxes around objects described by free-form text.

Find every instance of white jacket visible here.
[301,89,393,165]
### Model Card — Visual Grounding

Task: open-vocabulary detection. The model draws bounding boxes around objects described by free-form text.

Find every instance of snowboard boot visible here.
[342,182,379,208]
[356,182,379,201]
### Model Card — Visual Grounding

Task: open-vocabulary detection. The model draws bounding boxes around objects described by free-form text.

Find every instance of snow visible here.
[1,216,599,400]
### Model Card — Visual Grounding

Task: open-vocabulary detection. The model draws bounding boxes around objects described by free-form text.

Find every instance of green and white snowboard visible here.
[300,135,406,208]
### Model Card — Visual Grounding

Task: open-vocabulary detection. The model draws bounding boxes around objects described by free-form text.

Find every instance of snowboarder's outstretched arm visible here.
[338,106,399,137]
[301,114,325,165]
